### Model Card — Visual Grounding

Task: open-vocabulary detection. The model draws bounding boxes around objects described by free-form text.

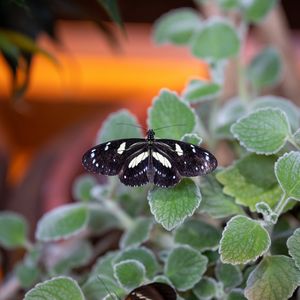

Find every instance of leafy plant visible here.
[1,1,300,300]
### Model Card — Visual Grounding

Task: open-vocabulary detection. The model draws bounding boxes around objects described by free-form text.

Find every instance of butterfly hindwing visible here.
[82,139,145,176]
[155,139,217,177]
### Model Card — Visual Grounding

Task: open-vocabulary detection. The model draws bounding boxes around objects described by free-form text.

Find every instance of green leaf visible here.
[92,251,119,279]
[217,0,240,10]
[36,204,89,241]
[120,217,153,249]
[82,275,123,300]
[292,129,300,147]
[275,151,300,200]
[148,179,201,231]
[226,289,247,300]
[0,212,28,249]
[199,172,244,218]
[255,202,278,224]
[191,18,240,61]
[231,108,290,154]
[114,247,158,279]
[165,245,208,291]
[99,0,123,29]
[97,109,142,143]
[25,277,85,300]
[241,0,277,23]
[114,259,145,290]
[174,219,221,251]
[216,154,282,211]
[220,215,270,264]
[247,47,281,89]
[287,228,300,269]
[182,79,221,103]
[153,8,201,45]
[148,89,196,139]
[73,175,97,202]
[215,261,242,290]
[181,133,202,145]
[192,277,218,300]
[251,96,299,131]
[15,262,40,288]
[245,255,300,300]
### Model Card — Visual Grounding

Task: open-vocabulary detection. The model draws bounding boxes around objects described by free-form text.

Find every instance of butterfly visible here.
[124,282,176,300]
[82,129,217,188]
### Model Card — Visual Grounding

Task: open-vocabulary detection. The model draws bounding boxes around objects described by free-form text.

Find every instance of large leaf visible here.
[148,179,201,230]
[287,228,300,269]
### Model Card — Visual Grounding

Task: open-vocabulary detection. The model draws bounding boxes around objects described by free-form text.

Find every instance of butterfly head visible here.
[147,129,155,141]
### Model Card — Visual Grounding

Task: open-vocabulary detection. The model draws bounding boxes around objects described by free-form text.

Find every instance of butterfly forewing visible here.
[82,139,145,176]
[155,139,217,177]
[125,283,176,300]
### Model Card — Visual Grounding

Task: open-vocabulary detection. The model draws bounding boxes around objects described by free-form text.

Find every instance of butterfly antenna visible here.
[153,123,187,131]
[97,275,121,300]
[116,122,147,131]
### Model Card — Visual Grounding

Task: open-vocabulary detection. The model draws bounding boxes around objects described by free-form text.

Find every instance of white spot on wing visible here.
[175,143,183,156]
[153,151,171,168]
[90,152,95,158]
[117,142,126,154]
[128,152,149,168]
[92,159,96,164]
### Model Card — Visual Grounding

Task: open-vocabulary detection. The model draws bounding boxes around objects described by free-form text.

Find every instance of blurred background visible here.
[0,0,300,252]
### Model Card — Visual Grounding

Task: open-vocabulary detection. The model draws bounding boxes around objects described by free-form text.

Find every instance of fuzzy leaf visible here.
[165,245,208,291]
[199,172,243,218]
[245,255,300,300]
[153,8,201,45]
[192,277,218,300]
[227,289,247,300]
[25,277,84,300]
[216,154,282,211]
[182,79,221,103]
[231,108,290,154]
[287,228,300,269]
[191,18,240,61]
[148,89,196,139]
[220,216,270,264]
[275,151,300,200]
[0,212,27,249]
[174,219,221,251]
[148,179,201,231]
[97,109,142,143]
[181,133,203,145]
[242,0,277,23]
[247,47,281,89]
[292,129,300,147]
[215,261,242,290]
[36,204,89,241]
[73,175,97,202]
[120,217,153,249]
[16,263,40,288]
[114,259,145,290]
[114,247,158,279]
[92,251,119,279]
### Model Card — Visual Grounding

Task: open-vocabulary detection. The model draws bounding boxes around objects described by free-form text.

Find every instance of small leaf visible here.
[231,108,290,154]
[25,276,85,300]
[191,18,240,61]
[114,247,158,279]
[192,277,218,300]
[220,215,270,264]
[215,261,242,290]
[199,172,244,218]
[92,251,119,279]
[245,255,300,300]
[73,175,97,202]
[255,202,278,224]
[148,179,201,231]
[275,151,300,200]
[165,245,208,291]
[120,217,153,249]
[241,0,277,23]
[217,0,240,10]
[227,289,247,300]
[247,47,281,89]
[174,219,221,251]
[153,8,201,45]
[216,154,282,211]
[287,228,300,269]
[36,204,89,242]
[182,79,221,103]
[181,133,202,145]
[15,262,40,288]
[114,259,145,290]
[0,212,28,249]
[97,109,142,143]
[148,89,196,139]
[251,96,299,131]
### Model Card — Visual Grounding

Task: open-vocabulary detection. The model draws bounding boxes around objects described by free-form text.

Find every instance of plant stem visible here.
[287,135,300,151]
[274,192,289,216]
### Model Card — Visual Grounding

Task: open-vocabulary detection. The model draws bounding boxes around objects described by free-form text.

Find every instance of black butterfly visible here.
[82,129,217,188]
[124,282,176,300]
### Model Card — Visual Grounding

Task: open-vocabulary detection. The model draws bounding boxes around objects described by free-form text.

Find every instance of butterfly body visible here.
[82,129,217,188]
